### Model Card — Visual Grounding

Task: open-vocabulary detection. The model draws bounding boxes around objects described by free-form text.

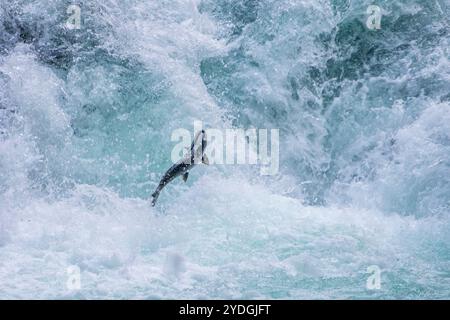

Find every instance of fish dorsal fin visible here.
[182,172,189,182]
[202,154,210,165]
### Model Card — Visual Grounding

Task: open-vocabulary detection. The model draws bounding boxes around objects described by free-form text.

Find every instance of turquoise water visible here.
[0,0,449,299]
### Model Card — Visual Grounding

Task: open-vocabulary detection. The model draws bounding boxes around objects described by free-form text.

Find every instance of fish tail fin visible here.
[151,190,160,207]
[151,181,166,207]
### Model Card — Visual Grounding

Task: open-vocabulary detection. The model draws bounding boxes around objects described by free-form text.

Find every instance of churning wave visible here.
[0,0,449,299]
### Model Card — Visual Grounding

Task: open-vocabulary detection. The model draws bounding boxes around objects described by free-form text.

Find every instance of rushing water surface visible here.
[0,0,449,299]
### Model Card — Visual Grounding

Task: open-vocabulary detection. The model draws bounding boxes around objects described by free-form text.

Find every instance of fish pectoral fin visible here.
[182,172,189,182]
[202,154,210,165]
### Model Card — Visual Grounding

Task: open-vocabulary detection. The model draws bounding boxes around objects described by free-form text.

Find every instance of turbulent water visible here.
[0,0,449,299]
